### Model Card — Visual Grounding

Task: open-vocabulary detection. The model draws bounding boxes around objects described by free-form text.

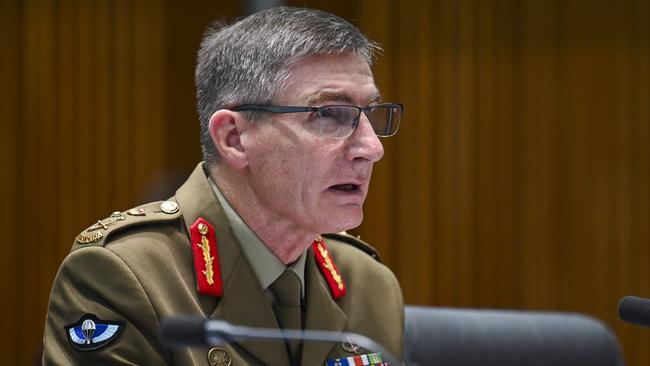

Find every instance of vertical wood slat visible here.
[93,0,112,215]
[473,0,519,308]
[357,0,397,276]
[517,0,561,310]
[113,0,134,202]
[0,0,20,361]
[432,0,461,306]
[411,0,436,305]
[18,2,44,364]
[55,0,76,284]
[394,0,437,305]
[131,0,165,201]
[473,0,498,307]
[36,2,57,363]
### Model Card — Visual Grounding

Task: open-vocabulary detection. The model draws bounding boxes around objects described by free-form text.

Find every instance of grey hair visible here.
[195,6,382,165]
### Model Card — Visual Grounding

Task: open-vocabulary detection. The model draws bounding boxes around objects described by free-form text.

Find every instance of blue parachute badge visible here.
[65,314,124,351]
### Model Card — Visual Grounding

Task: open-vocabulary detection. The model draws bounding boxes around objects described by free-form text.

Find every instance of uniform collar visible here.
[207,175,306,297]
[175,163,347,364]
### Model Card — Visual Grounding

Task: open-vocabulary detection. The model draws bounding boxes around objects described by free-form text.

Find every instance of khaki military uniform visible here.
[43,163,404,365]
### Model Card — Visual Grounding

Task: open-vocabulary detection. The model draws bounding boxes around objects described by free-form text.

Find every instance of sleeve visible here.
[390,269,405,364]
[42,246,169,365]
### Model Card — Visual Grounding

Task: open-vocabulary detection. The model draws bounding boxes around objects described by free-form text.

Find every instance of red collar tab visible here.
[190,217,223,297]
[312,237,347,300]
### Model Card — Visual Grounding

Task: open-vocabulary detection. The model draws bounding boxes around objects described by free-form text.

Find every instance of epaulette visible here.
[72,200,182,251]
[322,231,382,262]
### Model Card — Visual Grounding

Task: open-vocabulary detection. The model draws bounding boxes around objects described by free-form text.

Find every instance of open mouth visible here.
[329,183,361,193]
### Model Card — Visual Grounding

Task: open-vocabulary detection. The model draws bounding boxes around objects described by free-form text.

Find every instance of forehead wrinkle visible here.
[306,91,354,106]
[368,91,383,104]
[305,90,382,106]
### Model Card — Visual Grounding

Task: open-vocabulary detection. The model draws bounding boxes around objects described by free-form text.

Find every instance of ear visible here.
[208,110,248,170]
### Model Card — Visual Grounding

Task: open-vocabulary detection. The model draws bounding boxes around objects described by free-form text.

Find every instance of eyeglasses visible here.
[230,103,402,139]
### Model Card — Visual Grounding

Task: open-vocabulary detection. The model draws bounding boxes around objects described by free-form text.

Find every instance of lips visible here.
[325,171,370,203]
[326,181,366,205]
[330,183,360,192]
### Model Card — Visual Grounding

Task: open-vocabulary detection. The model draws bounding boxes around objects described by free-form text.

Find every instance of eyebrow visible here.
[305,91,382,106]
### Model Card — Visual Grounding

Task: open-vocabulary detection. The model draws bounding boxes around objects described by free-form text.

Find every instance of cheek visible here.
[245,126,341,204]
[244,127,288,170]
[277,150,326,207]
[249,141,308,196]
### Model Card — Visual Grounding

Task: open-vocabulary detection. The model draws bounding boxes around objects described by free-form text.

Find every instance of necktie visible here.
[271,270,303,365]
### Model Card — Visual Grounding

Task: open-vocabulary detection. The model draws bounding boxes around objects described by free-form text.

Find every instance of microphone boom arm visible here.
[162,317,401,365]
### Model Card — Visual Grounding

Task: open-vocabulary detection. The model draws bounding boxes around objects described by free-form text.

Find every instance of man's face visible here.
[240,53,384,235]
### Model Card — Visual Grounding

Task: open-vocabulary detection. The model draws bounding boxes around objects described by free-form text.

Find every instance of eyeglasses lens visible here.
[318,105,401,138]
[369,105,401,137]
[318,106,357,138]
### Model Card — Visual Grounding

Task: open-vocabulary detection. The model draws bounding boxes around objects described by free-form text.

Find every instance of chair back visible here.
[404,306,625,366]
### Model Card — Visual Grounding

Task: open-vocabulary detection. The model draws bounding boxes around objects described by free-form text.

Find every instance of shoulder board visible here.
[72,200,182,252]
[321,231,382,262]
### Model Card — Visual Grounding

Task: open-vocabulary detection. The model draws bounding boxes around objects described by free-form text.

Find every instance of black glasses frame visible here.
[230,103,403,138]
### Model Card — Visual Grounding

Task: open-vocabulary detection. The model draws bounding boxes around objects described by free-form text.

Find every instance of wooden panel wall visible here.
[1,0,648,364]
[0,1,236,364]
[357,0,650,364]
[0,1,154,364]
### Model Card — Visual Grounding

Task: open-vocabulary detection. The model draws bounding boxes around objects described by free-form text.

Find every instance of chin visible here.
[321,207,363,233]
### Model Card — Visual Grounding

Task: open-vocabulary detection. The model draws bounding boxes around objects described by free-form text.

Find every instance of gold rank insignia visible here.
[197,223,215,285]
[87,211,125,232]
[190,217,223,297]
[312,237,347,299]
[76,211,126,244]
[75,231,103,244]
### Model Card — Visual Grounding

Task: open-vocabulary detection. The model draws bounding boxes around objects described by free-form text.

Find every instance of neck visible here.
[209,165,315,265]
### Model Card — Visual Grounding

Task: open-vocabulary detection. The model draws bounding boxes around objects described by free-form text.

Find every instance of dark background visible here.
[1,0,649,364]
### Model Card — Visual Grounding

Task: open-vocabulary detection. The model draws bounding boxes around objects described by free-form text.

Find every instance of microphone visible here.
[618,295,650,327]
[160,316,400,365]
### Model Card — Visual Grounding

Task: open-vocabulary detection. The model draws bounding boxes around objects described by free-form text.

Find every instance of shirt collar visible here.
[208,176,306,297]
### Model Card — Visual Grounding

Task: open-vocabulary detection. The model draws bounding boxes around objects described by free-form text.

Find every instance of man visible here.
[43,6,404,366]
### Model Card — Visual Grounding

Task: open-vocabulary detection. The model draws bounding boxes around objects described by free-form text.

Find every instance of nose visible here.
[344,114,384,163]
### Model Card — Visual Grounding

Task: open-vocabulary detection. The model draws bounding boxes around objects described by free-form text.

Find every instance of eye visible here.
[318,106,354,126]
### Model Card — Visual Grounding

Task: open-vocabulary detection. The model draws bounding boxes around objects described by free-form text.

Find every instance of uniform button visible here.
[208,347,231,366]
[160,201,179,214]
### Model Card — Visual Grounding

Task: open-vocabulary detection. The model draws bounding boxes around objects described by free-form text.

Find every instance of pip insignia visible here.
[127,208,146,216]
[65,314,124,351]
[190,217,223,296]
[313,237,347,299]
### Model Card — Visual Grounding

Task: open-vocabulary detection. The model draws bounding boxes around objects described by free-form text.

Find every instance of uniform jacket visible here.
[43,163,404,365]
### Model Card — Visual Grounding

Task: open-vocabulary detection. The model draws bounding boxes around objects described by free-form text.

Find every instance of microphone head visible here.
[618,295,650,328]
[160,315,207,347]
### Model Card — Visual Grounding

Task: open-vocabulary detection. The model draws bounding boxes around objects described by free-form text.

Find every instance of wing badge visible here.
[65,314,124,351]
